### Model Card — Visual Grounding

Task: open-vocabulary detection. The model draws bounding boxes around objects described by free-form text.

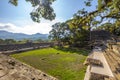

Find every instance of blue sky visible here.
[0,0,97,34]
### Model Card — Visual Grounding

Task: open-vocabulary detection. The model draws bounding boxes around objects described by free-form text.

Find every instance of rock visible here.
[7,59,16,66]
[56,53,60,55]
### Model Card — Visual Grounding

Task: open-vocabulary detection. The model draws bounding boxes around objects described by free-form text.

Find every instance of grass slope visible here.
[11,48,89,80]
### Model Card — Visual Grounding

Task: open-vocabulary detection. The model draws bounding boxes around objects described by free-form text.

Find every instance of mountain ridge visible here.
[0,30,48,40]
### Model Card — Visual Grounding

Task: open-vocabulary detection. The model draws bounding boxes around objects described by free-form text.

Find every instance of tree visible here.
[49,22,63,46]
[4,39,16,44]
[66,18,89,47]
[9,0,120,47]
[49,18,89,47]
[0,39,4,44]
[9,0,120,25]
[98,22,120,36]
[9,0,56,22]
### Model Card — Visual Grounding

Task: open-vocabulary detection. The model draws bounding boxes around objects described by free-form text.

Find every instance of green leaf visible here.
[9,0,18,6]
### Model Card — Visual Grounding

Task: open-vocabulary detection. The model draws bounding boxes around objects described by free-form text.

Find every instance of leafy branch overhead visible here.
[9,0,120,23]
[9,0,56,22]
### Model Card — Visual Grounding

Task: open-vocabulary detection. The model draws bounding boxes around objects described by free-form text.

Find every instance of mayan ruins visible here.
[84,30,120,80]
[1,0,120,80]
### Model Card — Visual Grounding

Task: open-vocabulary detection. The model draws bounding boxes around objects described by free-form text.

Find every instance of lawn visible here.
[11,47,89,80]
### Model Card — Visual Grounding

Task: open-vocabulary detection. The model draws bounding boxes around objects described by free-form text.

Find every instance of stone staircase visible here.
[84,47,114,80]
[84,42,120,80]
[104,44,120,80]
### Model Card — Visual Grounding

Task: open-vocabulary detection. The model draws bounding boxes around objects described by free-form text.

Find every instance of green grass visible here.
[11,48,89,80]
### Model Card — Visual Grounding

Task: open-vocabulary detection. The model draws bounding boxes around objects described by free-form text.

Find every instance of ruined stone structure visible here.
[84,30,120,80]
[91,30,111,41]
[0,43,53,55]
[84,47,114,80]
[0,42,58,80]
[84,41,120,80]
[0,43,53,51]
[0,53,57,80]
[90,30,113,47]
[104,42,120,80]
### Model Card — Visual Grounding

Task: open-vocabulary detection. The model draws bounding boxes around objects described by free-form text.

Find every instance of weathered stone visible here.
[0,53,57,80]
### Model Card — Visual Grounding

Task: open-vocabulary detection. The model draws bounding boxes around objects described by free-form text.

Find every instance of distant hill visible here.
[0,30,48,40]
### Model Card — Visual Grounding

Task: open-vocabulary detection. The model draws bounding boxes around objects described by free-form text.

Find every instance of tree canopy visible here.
[8,0,120,47]
[48,0,120,47]
[9,0,120,23]
[9,0,56,22]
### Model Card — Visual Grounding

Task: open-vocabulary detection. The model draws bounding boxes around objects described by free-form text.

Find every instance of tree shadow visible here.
[53,46,90,56]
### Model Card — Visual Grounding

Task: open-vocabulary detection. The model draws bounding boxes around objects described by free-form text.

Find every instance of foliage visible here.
[49,7,100,47]
[0,39,17,44]
[84,0,93,7]
[49,20,89,47]
[97,22,120,36]
[9,0,56,22]
[49,0,120,47]
[49,22,63,41]
[9,0,18,6]
[8,0,120,45]
[9,0,120,24]
[97,0,120,20]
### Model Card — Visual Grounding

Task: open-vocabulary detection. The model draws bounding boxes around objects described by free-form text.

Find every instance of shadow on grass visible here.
[53,46,90,56]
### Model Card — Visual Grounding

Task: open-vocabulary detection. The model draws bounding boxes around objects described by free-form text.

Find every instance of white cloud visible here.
[0,18,65,35]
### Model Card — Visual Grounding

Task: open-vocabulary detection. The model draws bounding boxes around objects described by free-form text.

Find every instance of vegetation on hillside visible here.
[0,38,49,45]
[0,39,17,44]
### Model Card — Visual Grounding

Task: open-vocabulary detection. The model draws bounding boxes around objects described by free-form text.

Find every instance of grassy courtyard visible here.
[11,47,89,80]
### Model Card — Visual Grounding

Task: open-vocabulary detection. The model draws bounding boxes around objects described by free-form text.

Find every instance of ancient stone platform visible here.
[0,53,57,80]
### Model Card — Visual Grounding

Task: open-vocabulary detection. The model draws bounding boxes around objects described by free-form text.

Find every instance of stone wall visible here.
[0,53,57,80]
[0,43,53,51]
